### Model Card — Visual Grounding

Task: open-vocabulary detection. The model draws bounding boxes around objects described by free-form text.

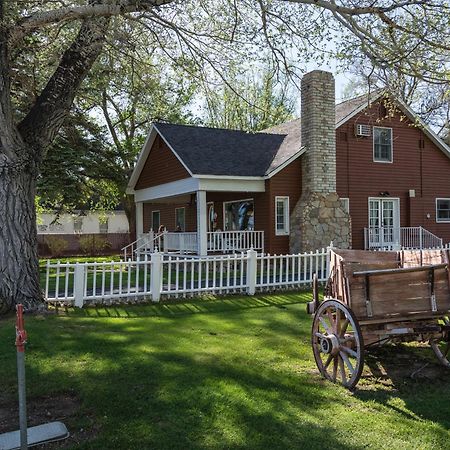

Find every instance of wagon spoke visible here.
[326,308,336,333]
[339,318,350,337]
[340,351,355,375]
[335,308,341,335]
[324,354,333,369]
[338,356,347,384]
[332,356,338,381]
[340,346,358,358]
[315,332,327,339]
[319,316,332,334]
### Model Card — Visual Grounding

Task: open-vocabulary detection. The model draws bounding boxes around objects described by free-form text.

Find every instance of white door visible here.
[368,198,400,248]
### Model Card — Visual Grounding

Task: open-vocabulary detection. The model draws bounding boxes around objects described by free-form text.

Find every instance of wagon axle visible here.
[319,334,340,355]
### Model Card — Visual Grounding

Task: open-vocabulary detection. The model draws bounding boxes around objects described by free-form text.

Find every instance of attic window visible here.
[373,127,393,163]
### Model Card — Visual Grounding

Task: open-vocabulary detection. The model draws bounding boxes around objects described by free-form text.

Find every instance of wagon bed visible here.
[308,248,450,388]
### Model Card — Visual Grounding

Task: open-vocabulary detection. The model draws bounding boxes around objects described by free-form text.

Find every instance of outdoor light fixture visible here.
[379,191,390,197]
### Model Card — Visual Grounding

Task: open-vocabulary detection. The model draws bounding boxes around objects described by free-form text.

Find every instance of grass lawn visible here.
[1,291,450,449]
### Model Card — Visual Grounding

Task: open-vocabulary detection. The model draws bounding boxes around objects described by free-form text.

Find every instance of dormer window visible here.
[373,127,393,163]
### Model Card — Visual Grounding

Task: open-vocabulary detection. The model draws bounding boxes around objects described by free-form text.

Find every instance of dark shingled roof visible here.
[154,122,285,177]
[154,92,382,177]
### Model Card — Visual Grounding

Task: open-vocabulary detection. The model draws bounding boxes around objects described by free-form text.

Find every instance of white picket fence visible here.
[44,248,329,307]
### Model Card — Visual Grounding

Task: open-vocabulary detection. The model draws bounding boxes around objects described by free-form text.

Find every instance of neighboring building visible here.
[37,210,130,256]
[126,70,450,255]
[37,210,129,235]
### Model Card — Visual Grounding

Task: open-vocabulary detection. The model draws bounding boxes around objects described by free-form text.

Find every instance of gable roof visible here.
[128,91,450,191]
[153,122,285,177]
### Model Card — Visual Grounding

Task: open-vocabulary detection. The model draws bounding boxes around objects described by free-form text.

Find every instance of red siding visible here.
[143,202,197,232]
[336,101,450,248]
[135,135,190,189]
[266,160,302,254]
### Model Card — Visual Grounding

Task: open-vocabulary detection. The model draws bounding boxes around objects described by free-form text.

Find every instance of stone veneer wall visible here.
[290,70,351,252]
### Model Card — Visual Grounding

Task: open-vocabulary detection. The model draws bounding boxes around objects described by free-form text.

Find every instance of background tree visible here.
[2,0,450,312]
[203,65,296,131]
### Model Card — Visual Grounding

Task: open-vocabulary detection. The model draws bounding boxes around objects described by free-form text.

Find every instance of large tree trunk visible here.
[0,13,110,313]
[0,160,41,313]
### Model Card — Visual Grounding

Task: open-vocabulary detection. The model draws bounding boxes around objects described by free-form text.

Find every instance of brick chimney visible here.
[290,70,351,252]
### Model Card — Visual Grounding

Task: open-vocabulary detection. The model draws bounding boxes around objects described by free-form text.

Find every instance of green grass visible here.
[1,291,450,449]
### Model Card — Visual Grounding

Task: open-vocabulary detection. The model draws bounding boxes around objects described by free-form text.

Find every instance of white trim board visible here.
[134,177,266,202]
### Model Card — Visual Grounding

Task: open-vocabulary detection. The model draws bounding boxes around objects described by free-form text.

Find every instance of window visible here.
[223,199,254,231]
[152,210,161,231]
[341,198,350,214]
[73,217,83,233]
[373,127,393,162]
[175,207,185,231]
[99,218,109,234]
[275,196,289,236]
[436,199,450,222]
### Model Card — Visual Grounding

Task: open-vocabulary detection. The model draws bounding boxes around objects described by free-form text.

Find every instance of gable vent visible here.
[355,124,371,137]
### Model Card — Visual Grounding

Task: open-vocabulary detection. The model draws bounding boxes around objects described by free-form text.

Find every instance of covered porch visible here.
[133,177,267,257]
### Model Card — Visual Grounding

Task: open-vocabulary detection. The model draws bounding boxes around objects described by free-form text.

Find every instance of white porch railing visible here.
[207,230,264,253]
[159,230,265,255]
[122,231,164,260]
[163,232,198,253]
[44,248,328,306]
[364,226,443,250]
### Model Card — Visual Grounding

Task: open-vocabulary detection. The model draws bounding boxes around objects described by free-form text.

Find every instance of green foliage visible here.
[79,235,111,255]
[203,64,296,132]
[44,236,68,257]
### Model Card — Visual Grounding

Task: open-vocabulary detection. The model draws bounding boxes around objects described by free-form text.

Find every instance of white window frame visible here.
[436,198,450,223]
[152,210,161,231]
[341,198,350,214]
[373,126,393,163]
[175,207,186,231]
[275,196,290,236]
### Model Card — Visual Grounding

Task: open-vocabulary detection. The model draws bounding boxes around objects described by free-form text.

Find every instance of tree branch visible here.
[9,0,173,45]
[18,15,111,154]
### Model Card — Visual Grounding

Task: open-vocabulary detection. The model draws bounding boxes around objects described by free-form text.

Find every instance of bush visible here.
[44,236,68,257]
[79,235,111,255]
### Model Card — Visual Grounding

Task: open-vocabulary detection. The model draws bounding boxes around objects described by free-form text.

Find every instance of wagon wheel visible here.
[311,299,364,389]
[430,316,450,368]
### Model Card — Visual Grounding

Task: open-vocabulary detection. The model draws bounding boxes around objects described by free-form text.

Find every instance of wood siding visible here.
[265,160,302,254]
[336,100,450,248]
[143,202,197,233]
[135,135,190,190]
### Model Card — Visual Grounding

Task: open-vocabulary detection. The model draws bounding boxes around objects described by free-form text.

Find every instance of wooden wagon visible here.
[308,248,450,388]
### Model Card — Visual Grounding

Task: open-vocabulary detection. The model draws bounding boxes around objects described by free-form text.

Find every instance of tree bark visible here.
[0,159,41,313]
[0,12,110,313]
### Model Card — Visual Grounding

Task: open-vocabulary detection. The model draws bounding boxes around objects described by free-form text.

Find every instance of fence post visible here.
[246,249,257,295]
[151,252,162,302]
[73,263,86,308]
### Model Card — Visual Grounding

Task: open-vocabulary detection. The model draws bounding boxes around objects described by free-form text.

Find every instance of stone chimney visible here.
[290,70,351,252]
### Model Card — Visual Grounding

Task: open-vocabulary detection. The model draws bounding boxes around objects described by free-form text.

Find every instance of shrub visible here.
[44,236,68,257]
[79,235,111,255]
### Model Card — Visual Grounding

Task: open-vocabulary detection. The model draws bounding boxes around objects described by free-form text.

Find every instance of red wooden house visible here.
[126,71,450,255]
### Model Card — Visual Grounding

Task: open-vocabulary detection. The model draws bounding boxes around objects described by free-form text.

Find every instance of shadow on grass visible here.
[54,291,312,319]
[354,343,450,430]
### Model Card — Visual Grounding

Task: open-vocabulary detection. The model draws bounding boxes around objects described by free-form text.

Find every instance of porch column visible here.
[136,202,144,236]
[196,190,208,256]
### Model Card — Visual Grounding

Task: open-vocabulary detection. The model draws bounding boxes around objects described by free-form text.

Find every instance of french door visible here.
[368,198,400,247]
